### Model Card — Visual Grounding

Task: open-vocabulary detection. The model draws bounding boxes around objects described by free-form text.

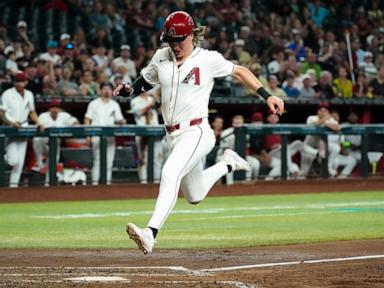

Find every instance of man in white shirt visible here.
[84,81,126,185]
[39,40,61,65]
[131,86,163,184]
[114,11,284,254]
[1,71,42,188]
[300,103,341,178]
[112,45,137,80]
[33,99,79,186]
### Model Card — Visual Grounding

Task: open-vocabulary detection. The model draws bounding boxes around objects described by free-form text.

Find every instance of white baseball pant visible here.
[91,137,116,185]
[337,151,361,177]
[6,139,28,188]
[147,120,229,230]
[33,137,60,185]
[136,136,163,183]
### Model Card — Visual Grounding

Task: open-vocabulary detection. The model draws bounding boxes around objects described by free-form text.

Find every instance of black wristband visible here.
[257,87,272,100]
[119,84,132,97]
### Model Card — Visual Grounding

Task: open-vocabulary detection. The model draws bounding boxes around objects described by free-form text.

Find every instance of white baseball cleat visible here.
[221,149,251,172]
[126,223,155,254]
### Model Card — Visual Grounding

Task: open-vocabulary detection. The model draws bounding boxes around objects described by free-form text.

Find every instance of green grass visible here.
[0,191,383,249]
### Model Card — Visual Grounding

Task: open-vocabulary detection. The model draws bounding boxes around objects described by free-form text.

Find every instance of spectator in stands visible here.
[333,66,353,98]
[300,102,341,178]
[90,27,112,51]
[131,86,162,184]
[287,29,306,61]
[33,99,79,186]
[57,33,71,55]
[368,66,384,98]
[314,71,335,98]
[25,62,43,96]
[217,115,260,184]
[56,67,79,97]
[308,0,329,27]
[299,74,316,98]
[267,48,285,77]
[15,20,34,55]
[247,63,268,95]
[232,39,252,66]
[353,71,370,98]
[61,42,76,69]
[266,75,287,99]
[358,51,378,82]
[318,42,337,75]
[282,72,300,98]
[80,70,99,97]
[5,51,18,76]
[84,81,126,185]
[112,45,137,80]
[90,1,110,32]
[301,51,321,80]
[39,40,61,65]
[92,45,112,77]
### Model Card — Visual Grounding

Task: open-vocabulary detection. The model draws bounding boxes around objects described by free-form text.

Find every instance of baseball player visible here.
[130,86,163,183]
[300,103,341,178]
[33,99,79,186]
[113,11,284,254]
[1,71,42,188]
[84,81,126,185]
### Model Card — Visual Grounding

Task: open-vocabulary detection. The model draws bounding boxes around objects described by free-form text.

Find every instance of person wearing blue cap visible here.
[39,40,61,65]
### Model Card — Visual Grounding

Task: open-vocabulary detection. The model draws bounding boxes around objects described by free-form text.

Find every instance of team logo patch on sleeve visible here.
[182,67,200,85]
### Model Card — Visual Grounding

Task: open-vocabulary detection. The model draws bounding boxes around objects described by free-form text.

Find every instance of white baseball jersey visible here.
[85,97,124,126]
[1,87,35,126]
[140,46,234,125]
[305,115,339,147]
[38,111,78,127]
[131,94,159,126]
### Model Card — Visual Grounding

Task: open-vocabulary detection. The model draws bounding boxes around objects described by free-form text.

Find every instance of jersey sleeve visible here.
[62,112,78,126]
[84,101,95,121]
[140,49,162,86]
[207,51,235,78]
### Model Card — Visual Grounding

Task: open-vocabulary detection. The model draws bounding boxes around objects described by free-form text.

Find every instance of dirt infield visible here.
[0,178,383,203]
[0,240,383,287]
[1,179,383,287]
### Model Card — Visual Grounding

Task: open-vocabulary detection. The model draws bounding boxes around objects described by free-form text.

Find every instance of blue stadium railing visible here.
[0,124,383,186]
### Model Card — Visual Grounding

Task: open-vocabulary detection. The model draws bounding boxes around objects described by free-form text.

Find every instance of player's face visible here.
[15,80,27,90]
[101,86,112,98]
[169,34,194,60]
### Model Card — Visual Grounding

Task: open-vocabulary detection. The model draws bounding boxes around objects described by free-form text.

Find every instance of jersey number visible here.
[182,67,200,86]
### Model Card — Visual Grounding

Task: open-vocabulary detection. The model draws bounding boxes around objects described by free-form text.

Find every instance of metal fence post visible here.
[281,135,288,180]
[0,136,4,187]
[100,136,107,184]
[48,136,58,186]
[147,136,154,183]
[321,134,329,178]
[361,132,369,177]
[234,127,247,181]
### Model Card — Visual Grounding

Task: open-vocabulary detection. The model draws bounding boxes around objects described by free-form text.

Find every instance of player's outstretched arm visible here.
[232,65,284,115]
[113,76,154,97]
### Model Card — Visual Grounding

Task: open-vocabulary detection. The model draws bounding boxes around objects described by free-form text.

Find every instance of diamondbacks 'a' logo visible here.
[182,67,200,85]
[167,27,176,37]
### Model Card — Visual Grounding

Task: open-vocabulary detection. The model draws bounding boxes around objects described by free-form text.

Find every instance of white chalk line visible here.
[202,254,384,272]
[32,200,384,219]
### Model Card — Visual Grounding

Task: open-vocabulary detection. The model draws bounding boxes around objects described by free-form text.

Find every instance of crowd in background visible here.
[0,0,383,187]
[0,0,383,100]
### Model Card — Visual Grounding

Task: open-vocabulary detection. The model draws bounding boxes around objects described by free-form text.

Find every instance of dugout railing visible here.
[0,124,383,186]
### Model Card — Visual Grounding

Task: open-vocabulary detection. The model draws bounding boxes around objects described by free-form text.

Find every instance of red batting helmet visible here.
[160,11,195,43]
